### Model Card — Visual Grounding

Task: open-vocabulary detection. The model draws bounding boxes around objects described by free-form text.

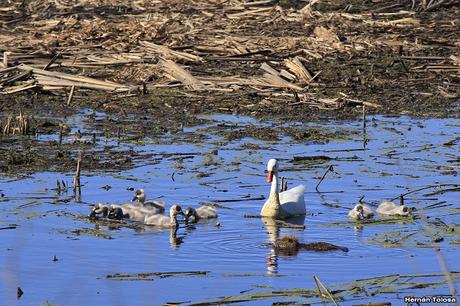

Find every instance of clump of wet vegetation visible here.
[0,136,141,174]
[369,220,460,248]
[278,126,355,143]
[189,272,460,305]
[200,122,356,144]
[224,125,280,142]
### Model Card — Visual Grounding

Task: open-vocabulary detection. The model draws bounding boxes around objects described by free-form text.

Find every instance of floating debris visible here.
[106,271,209,281]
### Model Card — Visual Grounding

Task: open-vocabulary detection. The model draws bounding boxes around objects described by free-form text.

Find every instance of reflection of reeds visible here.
[1,112,30,136]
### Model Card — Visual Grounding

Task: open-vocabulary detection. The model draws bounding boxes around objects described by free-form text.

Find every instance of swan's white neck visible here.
[269,171,280,205]
[261,170,283,217]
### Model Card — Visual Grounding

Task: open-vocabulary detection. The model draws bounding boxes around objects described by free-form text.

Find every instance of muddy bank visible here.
[1,0,459,175]
[0,0,459,120]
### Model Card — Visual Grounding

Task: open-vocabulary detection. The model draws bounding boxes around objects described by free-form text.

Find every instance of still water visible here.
[1,111,459,305]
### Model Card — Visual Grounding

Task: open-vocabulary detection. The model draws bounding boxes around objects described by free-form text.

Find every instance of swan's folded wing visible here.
[279,184,306,215]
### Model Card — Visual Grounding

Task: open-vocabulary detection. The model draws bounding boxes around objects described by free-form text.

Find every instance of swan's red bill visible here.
[266,171,273,183]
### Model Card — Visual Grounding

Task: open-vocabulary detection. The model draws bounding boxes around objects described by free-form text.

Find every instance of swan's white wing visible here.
[279,184,306,215]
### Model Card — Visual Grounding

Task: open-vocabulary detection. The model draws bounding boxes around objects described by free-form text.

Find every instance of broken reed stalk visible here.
[56,179,61,194]
[3,116,11,135]
[315,165,334,192]
[73,153,82,195]
[67,85,75,105]
[313,275,323,300]
[1,113,29,136]
[17,112,27,135]
[362,105,368,149]
[362,105,366,130]
[58,125,63,145]
[3,52,9,68]
[43,52,61,71]
[313,275,339,306]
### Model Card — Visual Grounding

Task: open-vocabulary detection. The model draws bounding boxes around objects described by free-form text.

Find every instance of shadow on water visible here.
[0,110,460,305]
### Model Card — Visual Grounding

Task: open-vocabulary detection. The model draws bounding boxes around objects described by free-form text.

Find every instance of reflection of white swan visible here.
[132,189,165,214]
[262,216,305,275]
[348,204,374,220]
[144,205,184,228]
[261,159,306,219]
[377,201,411,216]
[184,206,218,223]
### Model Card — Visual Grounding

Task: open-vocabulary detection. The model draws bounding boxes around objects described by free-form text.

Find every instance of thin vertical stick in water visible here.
[316,165,334,192]
[362,105,369,149]
[362,105,366,130]
[73,152,82,199]
[56,179,61,194]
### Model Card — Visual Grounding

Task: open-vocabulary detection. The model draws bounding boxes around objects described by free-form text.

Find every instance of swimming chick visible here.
[108,207,125,220]
[132,188,165,214]
[184,205,218,224]
[348,204,374,220]
[89,203,109,219]
[144,205,185,228]
[377,200,412,216]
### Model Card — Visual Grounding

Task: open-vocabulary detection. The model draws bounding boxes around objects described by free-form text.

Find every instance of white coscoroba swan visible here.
[261,159,306,219]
